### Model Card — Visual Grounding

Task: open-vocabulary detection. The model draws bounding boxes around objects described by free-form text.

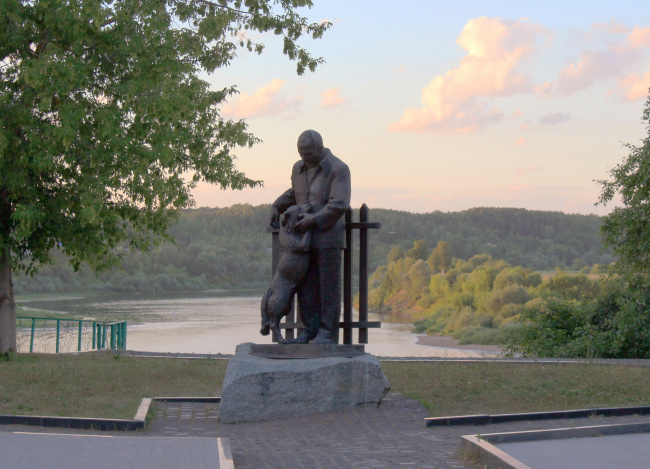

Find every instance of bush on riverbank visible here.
[368,243,605,346]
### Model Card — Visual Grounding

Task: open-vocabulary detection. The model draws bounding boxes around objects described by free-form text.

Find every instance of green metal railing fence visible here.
[16,317,127,354]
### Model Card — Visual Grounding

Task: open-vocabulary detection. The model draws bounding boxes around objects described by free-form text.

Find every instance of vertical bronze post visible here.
[359,204,369,344]
[343,207,353,345]
[271,230,280,274]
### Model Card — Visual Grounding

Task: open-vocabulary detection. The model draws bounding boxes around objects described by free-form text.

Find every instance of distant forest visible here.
[14,204,613,295]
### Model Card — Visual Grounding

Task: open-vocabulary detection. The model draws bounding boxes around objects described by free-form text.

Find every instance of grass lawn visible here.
[382,361,650,416]
[2,354,650,420]
[0,352,228,419]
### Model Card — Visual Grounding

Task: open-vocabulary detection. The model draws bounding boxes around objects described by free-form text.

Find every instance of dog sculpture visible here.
[260,204,313,344]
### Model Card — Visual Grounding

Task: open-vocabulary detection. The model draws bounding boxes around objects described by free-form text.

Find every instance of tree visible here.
[427,240,452,274]
[598,92,650,280]
[0,0,329,353]
[406,240,428,261]
[387,245,404,263]
[407,259,430,301]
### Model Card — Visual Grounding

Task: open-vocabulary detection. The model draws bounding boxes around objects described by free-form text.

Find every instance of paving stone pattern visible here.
[3,393,650,468]
[148,393,466,469]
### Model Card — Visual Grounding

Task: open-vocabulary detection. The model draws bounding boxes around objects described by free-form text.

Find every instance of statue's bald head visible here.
[297,130,323,149]
[297,130,324,167]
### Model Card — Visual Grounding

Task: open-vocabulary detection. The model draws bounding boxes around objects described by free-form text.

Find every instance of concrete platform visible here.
[0,431,234,469]
[461,421,650,469]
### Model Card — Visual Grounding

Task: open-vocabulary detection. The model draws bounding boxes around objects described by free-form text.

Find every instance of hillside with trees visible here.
[14,205,612,296]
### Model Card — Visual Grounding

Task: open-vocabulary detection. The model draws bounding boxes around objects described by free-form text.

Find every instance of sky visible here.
[191,0,650,216]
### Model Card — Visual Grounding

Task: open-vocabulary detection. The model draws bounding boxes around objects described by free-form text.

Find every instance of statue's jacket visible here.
[272,148,351,249]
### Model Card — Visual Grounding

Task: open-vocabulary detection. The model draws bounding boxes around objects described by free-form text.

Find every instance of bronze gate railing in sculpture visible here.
[269,204,381,345]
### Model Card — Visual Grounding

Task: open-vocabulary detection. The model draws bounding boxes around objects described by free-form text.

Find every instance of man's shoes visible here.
[282,331,316,345]
[309,330,337,344]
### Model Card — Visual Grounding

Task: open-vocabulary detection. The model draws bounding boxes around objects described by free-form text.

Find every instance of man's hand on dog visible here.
[295,213,316,233]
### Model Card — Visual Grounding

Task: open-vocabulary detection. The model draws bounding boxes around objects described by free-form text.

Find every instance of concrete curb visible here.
[426,405,650,426]
[0,396,221,431]
[460,434,531,469]
[218,437,235,469]
[460,421,650,469]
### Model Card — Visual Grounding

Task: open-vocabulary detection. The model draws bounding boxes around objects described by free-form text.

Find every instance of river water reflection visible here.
[19,291,498,358]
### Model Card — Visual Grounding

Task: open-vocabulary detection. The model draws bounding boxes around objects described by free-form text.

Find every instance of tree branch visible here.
[193,0,253,16]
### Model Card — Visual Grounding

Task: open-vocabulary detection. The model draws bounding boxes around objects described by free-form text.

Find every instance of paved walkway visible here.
[0,432,224,469]
[3,394,650,468]
[498,432,650,469]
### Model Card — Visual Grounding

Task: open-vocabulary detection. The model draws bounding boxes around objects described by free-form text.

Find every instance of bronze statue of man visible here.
[270,130,351,344]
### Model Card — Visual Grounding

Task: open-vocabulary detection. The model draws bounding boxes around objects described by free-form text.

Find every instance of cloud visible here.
[515,137,527,147]
[221,79,302,119]
[541,24,649,98]
[619,69,650,101]
[588,20,630,37]
[320,88,346,109]
[515,164,539,175]
[629,26,650,47]
[539,111,571,125]
[389,17,550,134]
[510,110,524,118]
[555,46,639,95]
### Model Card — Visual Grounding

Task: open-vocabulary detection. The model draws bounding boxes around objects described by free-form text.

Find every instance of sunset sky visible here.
[192,0,650,216]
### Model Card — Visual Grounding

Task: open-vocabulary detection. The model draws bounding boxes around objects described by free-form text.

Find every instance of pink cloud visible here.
[389,17,550,134]
[515,164,539,175]
[556,46,639,95]
[534,81,553,97]
[590,20,629,36]
[320,88,346,109]
[515,137,527,147]
[629,27,650,47]
[510,110,524,118]
[619,69,650,101]
[221,79,302,119]
[542,24,650,97]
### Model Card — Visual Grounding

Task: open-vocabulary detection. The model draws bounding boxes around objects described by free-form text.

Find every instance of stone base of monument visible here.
[218,343,391,424]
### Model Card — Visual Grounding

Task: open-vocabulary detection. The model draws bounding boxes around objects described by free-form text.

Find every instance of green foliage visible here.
[598,93,650,278]
[406,240,428,260]
[1,0,328,275]
[406,259,431,301]
[12,202,617,311]
[508,279,650,358]
[368,238,604,346]
[427,240,452,274]
[387,246,405,263]
[1,1,329,351]
[370,207,612,275]
[14,204,273,293]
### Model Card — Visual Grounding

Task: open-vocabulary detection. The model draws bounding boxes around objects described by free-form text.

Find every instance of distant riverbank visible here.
[416,334,503,354]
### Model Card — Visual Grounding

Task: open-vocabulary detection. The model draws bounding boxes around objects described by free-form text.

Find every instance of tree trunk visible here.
[0,250,16,354]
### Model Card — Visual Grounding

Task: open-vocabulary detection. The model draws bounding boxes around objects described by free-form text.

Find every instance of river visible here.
[18,291,499,358]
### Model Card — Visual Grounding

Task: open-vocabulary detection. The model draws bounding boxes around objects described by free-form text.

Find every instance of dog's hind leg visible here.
[270,317,285,344]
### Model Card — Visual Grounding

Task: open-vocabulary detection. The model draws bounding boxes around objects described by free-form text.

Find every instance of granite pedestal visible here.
[218,343,391,424]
